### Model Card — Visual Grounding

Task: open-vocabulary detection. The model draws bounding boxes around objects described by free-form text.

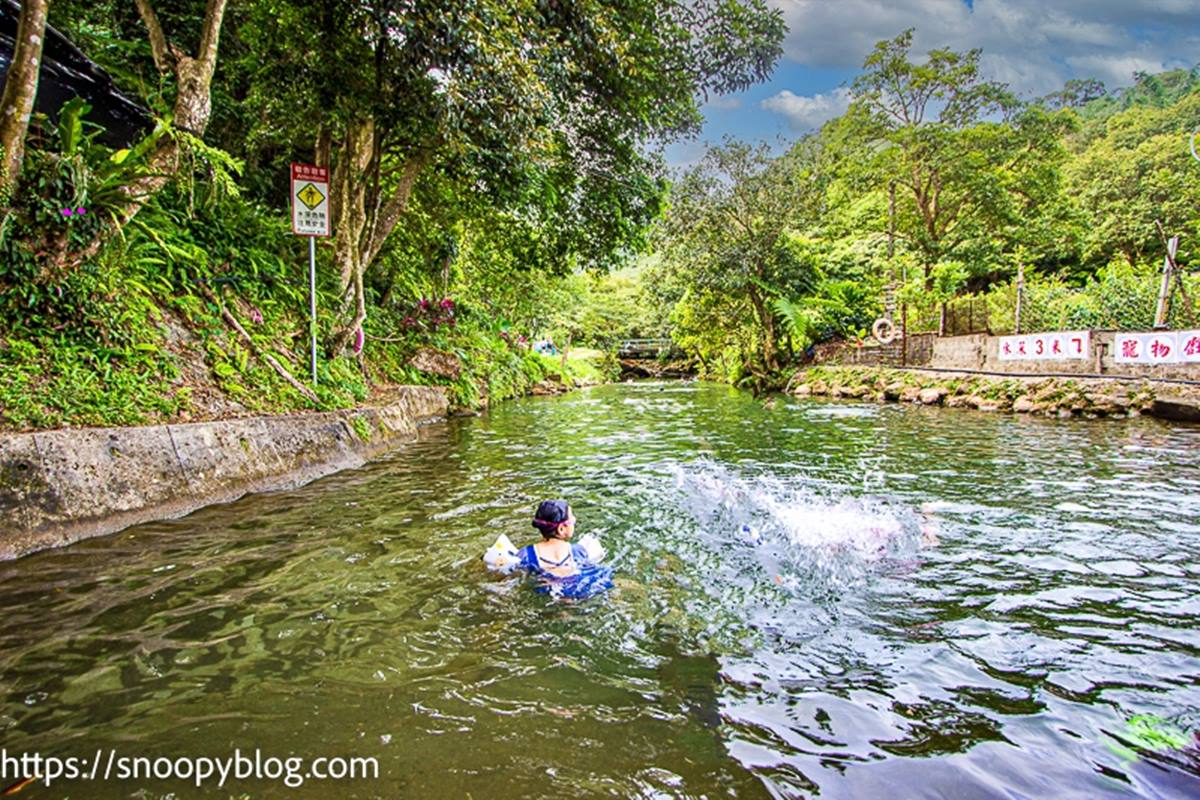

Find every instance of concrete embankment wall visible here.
[0,386,447,561]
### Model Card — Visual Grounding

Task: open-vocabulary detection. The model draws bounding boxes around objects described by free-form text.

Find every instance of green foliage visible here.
[1107,713,1193,763]
[979,260,1198,334]
[643,43,1197,375]
[348,415,373,442]
[655,140,828,373]
[1121,715,1191,752]
[774,279,880,351]
[1077,68,1200,123]
[1065,90,1200,269]
[5,12,1200,430]
[843,30,1074,284]
[0,104,168,328]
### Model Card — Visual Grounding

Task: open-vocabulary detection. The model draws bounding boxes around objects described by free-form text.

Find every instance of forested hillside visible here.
[641,37,1200,388]
[0,0,784,429]
[0,6,1196,424]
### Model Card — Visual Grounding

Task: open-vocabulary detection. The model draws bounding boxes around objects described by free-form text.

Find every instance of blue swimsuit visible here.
[517,543,614,599]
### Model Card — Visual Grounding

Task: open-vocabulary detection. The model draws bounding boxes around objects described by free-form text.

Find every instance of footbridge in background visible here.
[617,338,676,358]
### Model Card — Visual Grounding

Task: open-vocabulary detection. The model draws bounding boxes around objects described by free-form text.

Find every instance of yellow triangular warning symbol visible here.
[297,183,325,210]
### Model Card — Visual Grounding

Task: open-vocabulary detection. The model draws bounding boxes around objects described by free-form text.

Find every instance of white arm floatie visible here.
[483,533,519,572]
[577,533,606,564]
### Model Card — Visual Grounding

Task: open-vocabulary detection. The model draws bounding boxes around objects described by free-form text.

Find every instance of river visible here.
[1,382,1198,798]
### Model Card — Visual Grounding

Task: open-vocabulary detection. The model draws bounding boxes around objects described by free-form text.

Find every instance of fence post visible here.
[1014,262,1025,335]
[1154,235,1179,329]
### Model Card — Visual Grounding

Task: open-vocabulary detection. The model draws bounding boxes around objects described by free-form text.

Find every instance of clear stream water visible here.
[2,382,1199,799]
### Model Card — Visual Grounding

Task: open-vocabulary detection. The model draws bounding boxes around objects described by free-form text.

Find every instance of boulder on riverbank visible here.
[408,347,463,379]
[789,366,1200,424]
[918,387,946,405]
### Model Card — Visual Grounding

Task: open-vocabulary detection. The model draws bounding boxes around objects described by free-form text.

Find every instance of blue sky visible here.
[664,0,1200,168]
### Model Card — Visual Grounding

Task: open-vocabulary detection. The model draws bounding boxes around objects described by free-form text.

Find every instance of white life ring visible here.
[872,317,897,344]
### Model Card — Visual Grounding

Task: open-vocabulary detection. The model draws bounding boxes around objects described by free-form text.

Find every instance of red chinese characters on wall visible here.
[1114,330,1200,365]
[998,331,1091,362]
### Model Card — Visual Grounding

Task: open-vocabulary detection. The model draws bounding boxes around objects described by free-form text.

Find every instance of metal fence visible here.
[898,269,1198,337]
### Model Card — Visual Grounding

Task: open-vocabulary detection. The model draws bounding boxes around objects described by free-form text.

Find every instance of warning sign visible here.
[297,183,325,210]
[291,163,330,237]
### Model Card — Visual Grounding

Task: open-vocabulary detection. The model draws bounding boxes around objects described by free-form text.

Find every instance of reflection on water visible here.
[1,382,1199,798]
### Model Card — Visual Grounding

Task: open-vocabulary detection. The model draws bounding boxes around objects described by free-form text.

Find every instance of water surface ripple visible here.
[1,383,1198,798]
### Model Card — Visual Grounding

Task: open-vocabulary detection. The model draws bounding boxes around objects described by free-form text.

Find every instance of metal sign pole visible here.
[309,236,318,385]
[291,163,329,391]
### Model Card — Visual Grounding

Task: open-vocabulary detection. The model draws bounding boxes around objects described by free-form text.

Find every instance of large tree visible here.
[237,0,785,354]
[126,0,229,217]
[656,139,825,373]
[30,0,234,270]
[1066,90,1200,268]
[848,29,1073,288]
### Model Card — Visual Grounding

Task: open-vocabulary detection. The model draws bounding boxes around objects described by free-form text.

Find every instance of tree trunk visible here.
[55,0,227,273]
[0,0,50,197]
[331,117,375,296]
[364,151,427,265]
[747,284,778,371]
[327,132,427,356]
[119,0,227,221]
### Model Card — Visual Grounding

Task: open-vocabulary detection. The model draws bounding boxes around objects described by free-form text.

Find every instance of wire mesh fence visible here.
[897,267,1199,337]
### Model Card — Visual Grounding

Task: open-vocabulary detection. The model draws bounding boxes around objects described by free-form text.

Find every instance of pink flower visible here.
[248,306,264,324]
[440,298,454,310]
[418,298,431,310]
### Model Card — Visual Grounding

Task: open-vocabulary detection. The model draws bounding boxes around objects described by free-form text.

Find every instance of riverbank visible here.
[0,338,619,560]
[0,386,447,561]
[790,365,1200,422]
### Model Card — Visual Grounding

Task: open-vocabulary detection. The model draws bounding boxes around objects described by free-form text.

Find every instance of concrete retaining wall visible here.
[0,386,448,561]
[932,331,1200,380]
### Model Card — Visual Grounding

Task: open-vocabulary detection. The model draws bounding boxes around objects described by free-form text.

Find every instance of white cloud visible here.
[761,87,853,130]
[769,0,1200,93]
[1064,53,1181,86]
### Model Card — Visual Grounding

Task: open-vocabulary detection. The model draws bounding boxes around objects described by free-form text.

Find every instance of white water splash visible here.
[669,462,926,591]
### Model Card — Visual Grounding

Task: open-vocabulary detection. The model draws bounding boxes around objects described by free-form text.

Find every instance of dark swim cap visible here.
[532,499,570,533]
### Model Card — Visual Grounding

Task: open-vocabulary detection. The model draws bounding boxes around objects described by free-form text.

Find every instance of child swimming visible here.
[516,500,613,598]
